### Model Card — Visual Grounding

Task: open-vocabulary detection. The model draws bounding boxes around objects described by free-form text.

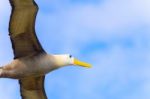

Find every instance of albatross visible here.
[0,0,91,99]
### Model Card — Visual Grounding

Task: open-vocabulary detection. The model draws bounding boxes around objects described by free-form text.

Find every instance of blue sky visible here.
[0,0,150,99]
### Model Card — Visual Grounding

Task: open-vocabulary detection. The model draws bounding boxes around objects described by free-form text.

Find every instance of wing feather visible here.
[19,76,47,99]
[9,0,45,58]
[9,0,47,98]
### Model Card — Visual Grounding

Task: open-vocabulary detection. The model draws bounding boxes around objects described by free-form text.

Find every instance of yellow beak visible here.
[74,58,92,68]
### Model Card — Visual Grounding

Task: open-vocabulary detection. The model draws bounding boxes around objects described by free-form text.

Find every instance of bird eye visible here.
[69,55,72,58]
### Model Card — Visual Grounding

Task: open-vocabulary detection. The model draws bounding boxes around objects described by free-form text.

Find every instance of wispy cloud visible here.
[0,0,150,99]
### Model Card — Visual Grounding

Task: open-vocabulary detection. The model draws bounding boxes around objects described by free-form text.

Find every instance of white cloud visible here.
[0,0,150,99]
[36,0,150,51]
[56,0,150,30]
[73,45,150,98]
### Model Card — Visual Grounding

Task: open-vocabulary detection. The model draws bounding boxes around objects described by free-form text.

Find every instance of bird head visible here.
[53,54,92,68]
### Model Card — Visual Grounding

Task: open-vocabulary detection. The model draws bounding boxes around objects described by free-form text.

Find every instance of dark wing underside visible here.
[19,76,47,99]
[9,0,45,59]
[9,0,47,99]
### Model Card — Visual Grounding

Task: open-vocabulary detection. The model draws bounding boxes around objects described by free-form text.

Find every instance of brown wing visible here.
[9,0,47,98]
[9,0,45,59]
[19,76,47,99]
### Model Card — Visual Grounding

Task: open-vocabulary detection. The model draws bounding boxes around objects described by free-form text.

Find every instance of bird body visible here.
[0,0,91,99]
[1,53,75,79]
[1,54,55,78]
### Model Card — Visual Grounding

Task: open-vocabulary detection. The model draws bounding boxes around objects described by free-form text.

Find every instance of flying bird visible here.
[0,0,91,99]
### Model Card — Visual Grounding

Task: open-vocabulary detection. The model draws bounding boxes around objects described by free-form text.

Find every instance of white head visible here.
[53,54,91,68]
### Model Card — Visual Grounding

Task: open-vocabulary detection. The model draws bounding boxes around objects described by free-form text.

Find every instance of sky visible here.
[0,0,150,99]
